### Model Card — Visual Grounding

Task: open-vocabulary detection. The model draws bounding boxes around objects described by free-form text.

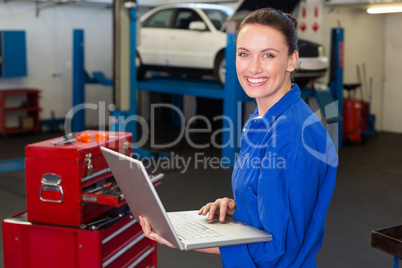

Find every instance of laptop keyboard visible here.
[169,214,224,241]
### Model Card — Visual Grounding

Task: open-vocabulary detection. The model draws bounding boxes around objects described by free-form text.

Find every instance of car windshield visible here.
[202,9,229,30]
[142,9,175,28]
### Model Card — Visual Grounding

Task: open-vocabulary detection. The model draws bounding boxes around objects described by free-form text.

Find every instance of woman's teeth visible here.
[247,78,268,83]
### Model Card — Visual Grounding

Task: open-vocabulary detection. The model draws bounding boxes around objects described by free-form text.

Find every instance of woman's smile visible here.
[247,77,269,85]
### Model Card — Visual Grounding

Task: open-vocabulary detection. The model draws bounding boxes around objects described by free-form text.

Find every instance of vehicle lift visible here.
[70,3,344,166]
[300,28,344,150]
[71,2,249,166]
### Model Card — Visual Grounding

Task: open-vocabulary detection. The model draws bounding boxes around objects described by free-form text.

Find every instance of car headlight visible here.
[318,45,325,57]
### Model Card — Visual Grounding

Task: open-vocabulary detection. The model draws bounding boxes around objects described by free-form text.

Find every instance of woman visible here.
[140,7,338,267]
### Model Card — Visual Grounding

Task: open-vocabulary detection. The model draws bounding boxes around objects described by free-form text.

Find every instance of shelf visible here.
[0,89,41,135]
[4,107,41,113]
[2,127,38,132]
[0,89,40,94]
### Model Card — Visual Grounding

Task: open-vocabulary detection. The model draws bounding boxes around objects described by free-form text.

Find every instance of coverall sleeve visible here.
[220,153,326,267]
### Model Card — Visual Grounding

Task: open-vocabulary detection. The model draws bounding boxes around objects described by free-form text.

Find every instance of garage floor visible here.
[1,130,401,267]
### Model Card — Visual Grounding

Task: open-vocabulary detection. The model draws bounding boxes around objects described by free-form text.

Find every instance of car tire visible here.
[293,77,311,87]
[136,53,146,81]
[214,52,226,86]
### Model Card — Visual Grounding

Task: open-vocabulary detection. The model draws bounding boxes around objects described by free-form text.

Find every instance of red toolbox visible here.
[2,211,157,268]
[25,130,133,227]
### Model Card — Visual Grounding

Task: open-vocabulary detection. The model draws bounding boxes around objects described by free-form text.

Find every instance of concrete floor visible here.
[1,131,402,267]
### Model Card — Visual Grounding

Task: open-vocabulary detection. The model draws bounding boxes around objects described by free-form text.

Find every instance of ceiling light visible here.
[367,6,402,14]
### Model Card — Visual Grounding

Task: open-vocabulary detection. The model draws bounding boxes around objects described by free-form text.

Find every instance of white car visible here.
[137,3,231,85]
[136,3,328,86]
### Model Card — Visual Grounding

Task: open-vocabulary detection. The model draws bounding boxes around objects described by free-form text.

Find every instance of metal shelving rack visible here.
[0,89,41,136]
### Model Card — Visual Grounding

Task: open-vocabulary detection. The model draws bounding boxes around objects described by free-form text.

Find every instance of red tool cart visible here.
[2,130,161,268]
[2,211,157,268]
[343,83,364,143]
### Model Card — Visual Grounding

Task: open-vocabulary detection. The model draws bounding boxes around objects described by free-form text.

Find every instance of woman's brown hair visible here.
[236,8,299,56]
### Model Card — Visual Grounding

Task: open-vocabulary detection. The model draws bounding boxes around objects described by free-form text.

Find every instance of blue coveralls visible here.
[219,84,338,267]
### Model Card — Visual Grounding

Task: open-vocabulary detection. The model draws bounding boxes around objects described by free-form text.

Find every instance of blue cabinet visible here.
[0,31,27,77]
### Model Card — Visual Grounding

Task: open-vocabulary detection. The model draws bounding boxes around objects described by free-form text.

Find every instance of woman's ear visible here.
[287,50,299,72]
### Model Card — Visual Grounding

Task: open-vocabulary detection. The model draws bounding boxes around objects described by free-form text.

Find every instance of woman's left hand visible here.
[198,197,236,222]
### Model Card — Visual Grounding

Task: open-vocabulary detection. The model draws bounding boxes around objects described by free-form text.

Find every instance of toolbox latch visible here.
[124,141,129,155]
[40,174,64,203]
[85,153,93,176]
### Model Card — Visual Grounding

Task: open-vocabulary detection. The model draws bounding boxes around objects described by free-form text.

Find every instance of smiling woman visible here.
[139,7,338,268]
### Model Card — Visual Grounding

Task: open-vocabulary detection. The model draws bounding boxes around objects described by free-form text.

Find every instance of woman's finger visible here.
[208,202,220,220]
[198,202,212,216]
[139,215,152,237]
[219,198,230,222]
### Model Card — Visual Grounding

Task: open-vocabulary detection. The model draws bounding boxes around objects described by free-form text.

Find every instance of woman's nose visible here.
[248,57,263,74]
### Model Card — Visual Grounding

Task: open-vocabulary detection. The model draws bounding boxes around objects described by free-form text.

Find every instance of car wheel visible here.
[136,53,146,81]
[215,52,226,86]
[293,77,311,87]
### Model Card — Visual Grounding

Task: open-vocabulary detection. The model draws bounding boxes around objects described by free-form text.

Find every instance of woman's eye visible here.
[264,54,274,58]
[238,52,249,57]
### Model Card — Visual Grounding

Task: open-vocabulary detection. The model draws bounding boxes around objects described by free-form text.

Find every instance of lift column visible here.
[72,30,86,132]
[328,28,344,147]
[110,0,137,137]
[222,31,244,166]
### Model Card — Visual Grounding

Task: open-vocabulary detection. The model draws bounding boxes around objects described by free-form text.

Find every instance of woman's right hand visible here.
[139,215,176,248]
[198,197,236,222]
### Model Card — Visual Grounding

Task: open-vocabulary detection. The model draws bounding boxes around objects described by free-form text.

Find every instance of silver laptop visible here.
[101,146,272,250]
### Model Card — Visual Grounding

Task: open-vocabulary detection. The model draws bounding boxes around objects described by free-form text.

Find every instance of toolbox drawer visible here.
[82,173,163,207]
[2,211,157,268]
[82,175,126,207]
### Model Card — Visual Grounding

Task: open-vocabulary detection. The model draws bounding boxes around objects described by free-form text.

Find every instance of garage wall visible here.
[319,6,385,131]
[0,2,114,128]
[319,6,402,133]
[383,14,402,133]
[0,1,235,130]
[0,1,400,133]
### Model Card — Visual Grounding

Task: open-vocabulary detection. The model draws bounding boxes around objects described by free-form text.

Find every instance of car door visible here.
[137,8,175,66]
[165,8,214,69]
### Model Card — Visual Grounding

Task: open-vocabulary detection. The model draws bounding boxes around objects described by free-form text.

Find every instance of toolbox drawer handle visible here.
[39,174,64,203]
[102,218,137,244]
[103,233,146,267]
[82,167,111,183]
[128,247,155,268]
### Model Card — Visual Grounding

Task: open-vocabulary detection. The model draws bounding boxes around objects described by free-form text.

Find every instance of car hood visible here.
[222,0,301,32]
[298,39,323,58]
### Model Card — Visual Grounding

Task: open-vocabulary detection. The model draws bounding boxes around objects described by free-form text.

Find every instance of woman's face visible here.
[236,23,298,114]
